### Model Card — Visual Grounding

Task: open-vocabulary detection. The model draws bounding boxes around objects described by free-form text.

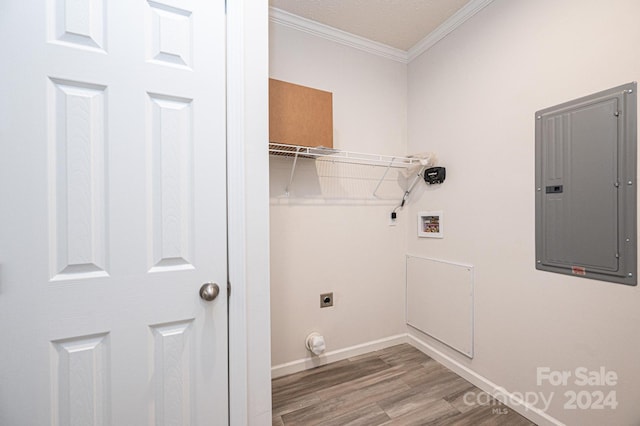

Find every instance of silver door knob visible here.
[199,283,220,301]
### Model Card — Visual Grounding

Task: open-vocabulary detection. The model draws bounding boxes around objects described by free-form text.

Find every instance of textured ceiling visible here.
[269,0,470,51]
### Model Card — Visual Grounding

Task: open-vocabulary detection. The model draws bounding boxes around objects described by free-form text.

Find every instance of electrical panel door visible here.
[535,83,637,285]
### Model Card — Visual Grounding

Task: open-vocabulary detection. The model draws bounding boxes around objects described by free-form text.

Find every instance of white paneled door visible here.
[0,1,228,425]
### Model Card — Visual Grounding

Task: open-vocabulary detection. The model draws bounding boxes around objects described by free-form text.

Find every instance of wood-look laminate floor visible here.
[272,344,537,426]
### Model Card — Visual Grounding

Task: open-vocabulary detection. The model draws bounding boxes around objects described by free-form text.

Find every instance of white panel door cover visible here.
[0,1,228,424]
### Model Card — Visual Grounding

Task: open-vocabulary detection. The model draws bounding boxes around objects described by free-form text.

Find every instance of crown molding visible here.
[269,0,494,64]
[269,7,409,63]
[408,0,494,61]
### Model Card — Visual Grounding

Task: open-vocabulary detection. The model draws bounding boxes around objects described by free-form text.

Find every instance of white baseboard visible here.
[407,334,564,426]
[271,334,407,379]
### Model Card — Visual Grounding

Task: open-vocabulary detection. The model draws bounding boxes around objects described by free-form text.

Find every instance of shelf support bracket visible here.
[285,147,301,196]
[407,166,427,193]
[372,157,395,198]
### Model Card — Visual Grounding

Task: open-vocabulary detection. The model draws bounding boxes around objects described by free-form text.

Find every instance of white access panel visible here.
[406,255,474,357]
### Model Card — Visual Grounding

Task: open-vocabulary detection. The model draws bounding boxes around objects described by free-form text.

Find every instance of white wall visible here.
[269,23,409,369]
[407,1,640,424]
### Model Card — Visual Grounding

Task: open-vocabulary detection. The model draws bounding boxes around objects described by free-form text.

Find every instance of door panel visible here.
[0,1,228,425]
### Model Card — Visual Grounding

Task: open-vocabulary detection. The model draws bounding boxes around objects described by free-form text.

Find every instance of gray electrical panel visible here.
[535,82,637,285]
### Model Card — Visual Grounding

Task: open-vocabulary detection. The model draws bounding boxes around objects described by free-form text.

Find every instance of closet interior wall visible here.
[407,1,640,425]
[269,22,409,370]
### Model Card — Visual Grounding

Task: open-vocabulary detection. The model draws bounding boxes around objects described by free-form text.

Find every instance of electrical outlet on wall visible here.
[389,211,397,226]
[320,292,333,308]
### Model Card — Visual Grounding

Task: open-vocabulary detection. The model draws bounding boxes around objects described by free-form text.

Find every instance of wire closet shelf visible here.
[269,142,427,197]
[268,143,424,168]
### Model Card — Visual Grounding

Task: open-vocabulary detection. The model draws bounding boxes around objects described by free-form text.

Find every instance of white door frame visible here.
[227,2,272,424]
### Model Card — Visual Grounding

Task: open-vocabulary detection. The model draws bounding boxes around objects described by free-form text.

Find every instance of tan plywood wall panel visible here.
[269,78,333,148]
